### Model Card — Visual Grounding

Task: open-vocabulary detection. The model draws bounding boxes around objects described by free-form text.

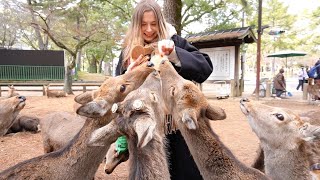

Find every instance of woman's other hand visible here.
[126,54,145,73]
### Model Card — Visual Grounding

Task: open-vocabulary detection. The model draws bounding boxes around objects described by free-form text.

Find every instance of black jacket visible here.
[116,35,213,84]
[116,34,211,180]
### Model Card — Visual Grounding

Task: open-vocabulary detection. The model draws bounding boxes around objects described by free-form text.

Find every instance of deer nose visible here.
[147,61,154,67]
[240,98,249,104]
[18,96,26,101]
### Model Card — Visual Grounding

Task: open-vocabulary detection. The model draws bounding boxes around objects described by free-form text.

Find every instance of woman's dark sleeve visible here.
[171,35,213,83]
[116,51,125,76]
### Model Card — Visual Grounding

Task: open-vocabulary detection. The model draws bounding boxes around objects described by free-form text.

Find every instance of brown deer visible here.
[0,62,154,179]
[103,142,129,174]
[307,84,320,102]
[0,96,26,136]
[240,98,320,180]
[43,85,67,98]
[88,70,171,179]
[6,85,19,98]
[39,112,86,153]
[155,56,268,180]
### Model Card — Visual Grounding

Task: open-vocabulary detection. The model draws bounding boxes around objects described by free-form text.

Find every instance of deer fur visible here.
[43,85,67,98]
[0,96,26,136]
[240,98,320,180]
[6,115,40,134]
[6,85,19,98]
[155,56,268,180]
[40,112,85,153]
[0,63,154,179]
[307,84,320,102]
[89,71,171,179]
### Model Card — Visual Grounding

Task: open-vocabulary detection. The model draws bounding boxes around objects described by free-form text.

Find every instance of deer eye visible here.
[120,85,126,93]
[274,113,284,121]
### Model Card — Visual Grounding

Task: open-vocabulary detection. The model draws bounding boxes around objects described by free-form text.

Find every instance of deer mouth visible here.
[15,96,26,110]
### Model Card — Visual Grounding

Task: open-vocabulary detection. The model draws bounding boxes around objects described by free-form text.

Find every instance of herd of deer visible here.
[0,52,320,180]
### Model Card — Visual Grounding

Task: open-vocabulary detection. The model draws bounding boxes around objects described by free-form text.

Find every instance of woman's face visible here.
[141,11,159,43]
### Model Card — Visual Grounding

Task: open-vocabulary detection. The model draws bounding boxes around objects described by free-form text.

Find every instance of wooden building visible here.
[186,26,257,97]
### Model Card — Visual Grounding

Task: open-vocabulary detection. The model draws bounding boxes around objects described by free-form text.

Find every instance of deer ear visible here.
[74,90,98,104]
[205,104,226,120]
[182,109,197,130]
[134,117,156,148]
[76,99,110,118]
[88,120,119,146]
[299,122,320,141]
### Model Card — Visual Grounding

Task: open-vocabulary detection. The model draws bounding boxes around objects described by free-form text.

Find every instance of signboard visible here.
[200,46,235,80]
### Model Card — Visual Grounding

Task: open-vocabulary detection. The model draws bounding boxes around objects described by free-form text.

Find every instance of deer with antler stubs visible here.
[6,85,19,98]
[89,70,171,179]
[240,98,320,180]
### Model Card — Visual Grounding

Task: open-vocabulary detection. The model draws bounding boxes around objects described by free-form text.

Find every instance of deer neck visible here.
[178,118,263,179]
[55,116,120,179]
[263,143,311,180]
[128,133,170,180]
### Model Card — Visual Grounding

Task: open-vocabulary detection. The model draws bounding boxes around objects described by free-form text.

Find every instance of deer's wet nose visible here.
[18,96,26,101]
[240,98,249,103]
[147,61,154,67]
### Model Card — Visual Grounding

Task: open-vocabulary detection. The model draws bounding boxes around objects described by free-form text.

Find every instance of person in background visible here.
[314,59,320,80]
[115,0,213,179]
[296,66,309,91]
[274,68,286,99]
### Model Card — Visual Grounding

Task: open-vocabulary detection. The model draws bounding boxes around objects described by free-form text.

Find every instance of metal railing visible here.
[0,65,64,80]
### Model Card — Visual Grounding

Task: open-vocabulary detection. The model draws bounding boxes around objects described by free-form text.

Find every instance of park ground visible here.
[0,82,319,179]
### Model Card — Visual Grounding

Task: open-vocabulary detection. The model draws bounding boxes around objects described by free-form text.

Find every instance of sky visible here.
[185,0,320,34]
[280,0,320,14]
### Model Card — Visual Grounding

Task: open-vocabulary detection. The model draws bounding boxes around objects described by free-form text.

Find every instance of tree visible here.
[25,0,129,94]
[163,0,227,35]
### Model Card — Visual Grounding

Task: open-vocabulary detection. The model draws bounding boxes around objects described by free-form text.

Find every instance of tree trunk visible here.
[163,0,182,35]
[64,55,76,95]
[88,55,97,73]
[98,59,103,74]
[64,65,73,95]
[104,62,111,76]
[76,49,82,71]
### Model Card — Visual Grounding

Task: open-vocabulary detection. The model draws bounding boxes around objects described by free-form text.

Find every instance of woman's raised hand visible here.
[158,39,174,56]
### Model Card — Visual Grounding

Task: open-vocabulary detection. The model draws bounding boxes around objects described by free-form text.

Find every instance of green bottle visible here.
[115,135,128,154]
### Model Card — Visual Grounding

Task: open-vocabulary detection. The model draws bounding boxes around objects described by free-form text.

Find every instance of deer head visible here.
[154,55,226,130]
[88,70,166,148]
[75,62,155,121]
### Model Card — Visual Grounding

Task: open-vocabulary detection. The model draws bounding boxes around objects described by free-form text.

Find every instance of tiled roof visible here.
[185,27,257,48]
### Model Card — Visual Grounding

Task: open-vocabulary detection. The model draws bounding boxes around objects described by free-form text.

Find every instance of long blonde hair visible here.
[122,0,168,67]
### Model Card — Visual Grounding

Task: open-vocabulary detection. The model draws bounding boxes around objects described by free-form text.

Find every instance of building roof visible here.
[185,27,257,49]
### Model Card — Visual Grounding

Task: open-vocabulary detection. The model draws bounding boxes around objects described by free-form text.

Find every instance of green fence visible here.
[0,65,64,80]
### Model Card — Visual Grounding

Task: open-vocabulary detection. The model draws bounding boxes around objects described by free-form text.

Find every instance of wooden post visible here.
[266,80,271,97]
[42,86,45,96]
[83,86,86,92]
[230,79,235,97]
[303,83,308,100]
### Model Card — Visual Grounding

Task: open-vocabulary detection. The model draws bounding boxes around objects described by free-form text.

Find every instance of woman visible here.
[115,0,213,179]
